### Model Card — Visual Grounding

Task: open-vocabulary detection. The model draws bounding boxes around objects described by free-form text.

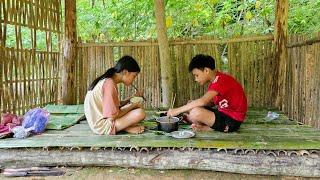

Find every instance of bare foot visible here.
[191,124,212,132]
[124,124,145,134]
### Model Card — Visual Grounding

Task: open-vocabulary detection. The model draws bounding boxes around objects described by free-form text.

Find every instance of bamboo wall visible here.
[284,35,320,128]
[0,0,61,115]
[77,42,161,108]
[77,35,275,109]
[227,36,276,107]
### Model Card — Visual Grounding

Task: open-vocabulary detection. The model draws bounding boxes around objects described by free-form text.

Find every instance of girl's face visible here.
[191,68,210,85]
[122,70,138,86]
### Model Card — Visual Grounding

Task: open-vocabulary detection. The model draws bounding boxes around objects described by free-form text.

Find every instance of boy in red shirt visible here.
[167,54,247,132]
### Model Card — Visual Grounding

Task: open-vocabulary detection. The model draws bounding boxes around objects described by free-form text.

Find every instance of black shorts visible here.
[204,107,242,132]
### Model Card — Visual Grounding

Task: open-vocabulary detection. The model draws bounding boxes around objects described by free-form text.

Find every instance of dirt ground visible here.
[1,167,318,180]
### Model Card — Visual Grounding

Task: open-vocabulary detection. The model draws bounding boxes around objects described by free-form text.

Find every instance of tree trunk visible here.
[154,0,173,108]
[62,0,77,104]
[274,0,288,110]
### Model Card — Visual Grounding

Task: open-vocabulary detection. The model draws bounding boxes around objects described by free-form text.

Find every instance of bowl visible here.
[130,96,144,104]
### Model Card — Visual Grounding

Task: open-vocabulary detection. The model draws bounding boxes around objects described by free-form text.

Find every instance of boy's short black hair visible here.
[188,54,216,72]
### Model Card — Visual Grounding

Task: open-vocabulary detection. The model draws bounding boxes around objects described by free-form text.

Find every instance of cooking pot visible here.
[155,116,181,133]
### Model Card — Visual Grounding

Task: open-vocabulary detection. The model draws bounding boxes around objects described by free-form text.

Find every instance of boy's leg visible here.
[114,108,146,134]
[188,107,215,131]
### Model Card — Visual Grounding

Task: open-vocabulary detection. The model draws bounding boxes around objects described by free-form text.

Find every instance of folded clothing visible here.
[0,113,23,138]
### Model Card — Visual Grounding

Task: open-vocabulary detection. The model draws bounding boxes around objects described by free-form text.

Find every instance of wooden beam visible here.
[77,35,274,47]
[274,0,288,110]
[154,0,174,108]
[62,0,77,104]
[1,149,319,177]
[286,37,320,48]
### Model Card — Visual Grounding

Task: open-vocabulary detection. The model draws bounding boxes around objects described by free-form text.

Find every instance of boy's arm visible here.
[167,90,218,117]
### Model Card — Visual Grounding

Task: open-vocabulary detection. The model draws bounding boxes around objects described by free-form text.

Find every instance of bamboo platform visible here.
[0,108,319,177]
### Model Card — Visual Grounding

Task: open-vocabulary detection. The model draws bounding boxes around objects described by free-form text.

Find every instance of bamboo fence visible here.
[77,35,275,109]
[0,0,61,115]
[285,34,320,128]
[227,37,275,108]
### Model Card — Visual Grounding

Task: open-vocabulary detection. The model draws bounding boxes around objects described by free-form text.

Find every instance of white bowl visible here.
[130,96,144,104]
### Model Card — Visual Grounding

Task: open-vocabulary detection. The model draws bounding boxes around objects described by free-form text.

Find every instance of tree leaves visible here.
[75,0,319,42]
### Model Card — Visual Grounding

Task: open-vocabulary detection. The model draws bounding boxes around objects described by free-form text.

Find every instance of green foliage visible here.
[288,0,320,35]
[77,0,279,41]
[3,0,320,47]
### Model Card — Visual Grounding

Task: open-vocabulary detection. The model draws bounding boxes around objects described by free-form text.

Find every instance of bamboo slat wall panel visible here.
[227,39,275,108]
[285,35,320,129]
[0,0,61,115]
[77,36,274,109]
[170,39,221,106]
[77,42,162,108]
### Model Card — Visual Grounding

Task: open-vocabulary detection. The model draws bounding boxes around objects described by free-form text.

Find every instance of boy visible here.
[167,54,247,132]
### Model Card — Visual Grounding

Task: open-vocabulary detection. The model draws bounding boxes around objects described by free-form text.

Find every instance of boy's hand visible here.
[167,108,179,117]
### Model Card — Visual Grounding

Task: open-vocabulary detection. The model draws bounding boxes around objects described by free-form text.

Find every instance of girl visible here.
[84,55,146,135]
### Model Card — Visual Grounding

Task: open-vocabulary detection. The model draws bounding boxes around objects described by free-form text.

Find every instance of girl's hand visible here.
[134,89,144,98]
[131,102,143,109]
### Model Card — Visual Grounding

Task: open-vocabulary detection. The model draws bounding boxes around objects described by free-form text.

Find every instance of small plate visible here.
[170,130,195,139]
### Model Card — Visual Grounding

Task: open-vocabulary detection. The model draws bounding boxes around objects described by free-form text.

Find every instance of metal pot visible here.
[155,116,181,133]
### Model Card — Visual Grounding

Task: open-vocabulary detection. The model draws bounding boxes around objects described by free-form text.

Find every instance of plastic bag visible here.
[265,111,279,121]
[22,108,50,134]
[12,108,50,139]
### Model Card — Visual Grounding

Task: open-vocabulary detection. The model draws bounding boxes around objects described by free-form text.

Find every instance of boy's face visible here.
[191,68,210,85]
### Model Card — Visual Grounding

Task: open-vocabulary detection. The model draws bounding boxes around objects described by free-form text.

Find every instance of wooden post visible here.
[154,0,173,108]
[0,1,6,113]
[274,0,288,110]
[62,0,77,104]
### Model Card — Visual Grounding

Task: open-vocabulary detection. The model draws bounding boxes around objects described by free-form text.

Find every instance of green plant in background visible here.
[3,0,320,47]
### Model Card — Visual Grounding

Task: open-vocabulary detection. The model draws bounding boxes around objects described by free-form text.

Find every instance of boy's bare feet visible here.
[124,124,145,134]
[191,124,212,132]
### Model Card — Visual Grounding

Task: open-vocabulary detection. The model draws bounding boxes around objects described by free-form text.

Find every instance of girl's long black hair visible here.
[88,55,140,91]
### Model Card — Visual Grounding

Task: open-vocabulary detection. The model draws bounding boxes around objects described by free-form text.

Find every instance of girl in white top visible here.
[84,56,145,135]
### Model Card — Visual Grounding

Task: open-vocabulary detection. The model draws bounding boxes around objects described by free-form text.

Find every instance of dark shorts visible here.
[204,107,242,132]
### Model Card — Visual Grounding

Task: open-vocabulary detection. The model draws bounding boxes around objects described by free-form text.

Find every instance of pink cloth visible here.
[102,78,120,118]
[0,113,23,138]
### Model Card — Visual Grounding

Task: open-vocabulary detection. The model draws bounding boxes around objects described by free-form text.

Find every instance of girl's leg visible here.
[188,107,215,131]
[114,108,146,133]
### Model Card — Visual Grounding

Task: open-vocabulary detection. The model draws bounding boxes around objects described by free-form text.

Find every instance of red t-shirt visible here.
[207,71,247,122]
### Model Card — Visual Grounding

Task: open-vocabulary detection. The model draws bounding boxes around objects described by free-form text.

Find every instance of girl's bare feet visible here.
[191,124,212,132]
[124,124,145,134]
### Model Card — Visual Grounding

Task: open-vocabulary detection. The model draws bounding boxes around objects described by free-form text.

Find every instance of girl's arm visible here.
[167,90,218,117]
[112,102,141,119]
[119,88,144,107]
